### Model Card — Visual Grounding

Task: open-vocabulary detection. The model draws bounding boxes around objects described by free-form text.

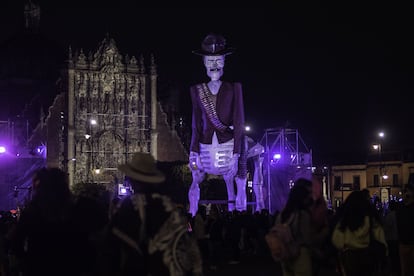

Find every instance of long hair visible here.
[29,167,72,221]
[281,178,312,222]
[338,190,370,231]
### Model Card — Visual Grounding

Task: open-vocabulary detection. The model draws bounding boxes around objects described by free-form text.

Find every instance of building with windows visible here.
[330,150,414,208]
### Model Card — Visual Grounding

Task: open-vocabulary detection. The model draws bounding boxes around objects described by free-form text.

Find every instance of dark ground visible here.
[203,254,341,276]
[204,254,282,276]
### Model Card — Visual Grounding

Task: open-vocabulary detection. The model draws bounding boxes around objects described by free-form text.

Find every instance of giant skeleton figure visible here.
[188,34,265,217]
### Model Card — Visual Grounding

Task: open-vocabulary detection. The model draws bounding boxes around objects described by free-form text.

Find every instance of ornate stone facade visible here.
[61,37,147,185]
[37,36,189,186]
[0,4,189,209]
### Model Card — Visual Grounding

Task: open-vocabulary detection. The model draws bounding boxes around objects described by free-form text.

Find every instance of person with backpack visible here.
[99,152,203,276]
[273,178,315,276]
[331,190,387,276]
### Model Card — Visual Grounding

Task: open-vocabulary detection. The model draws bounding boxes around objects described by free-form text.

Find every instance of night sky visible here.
[1,1,414,164]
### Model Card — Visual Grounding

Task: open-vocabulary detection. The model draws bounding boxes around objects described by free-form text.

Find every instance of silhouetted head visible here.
[118,152,165,193]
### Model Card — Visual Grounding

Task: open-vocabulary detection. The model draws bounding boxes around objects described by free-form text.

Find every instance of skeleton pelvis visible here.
[199,138,234,175]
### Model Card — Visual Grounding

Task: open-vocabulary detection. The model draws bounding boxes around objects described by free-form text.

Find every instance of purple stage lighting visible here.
[118,184,130,196]
[0,146,6,153]
[34,144,47,159]
[273,153,281,160]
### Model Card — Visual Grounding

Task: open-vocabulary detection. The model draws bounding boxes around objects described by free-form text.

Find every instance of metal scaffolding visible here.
[259,128,312,214]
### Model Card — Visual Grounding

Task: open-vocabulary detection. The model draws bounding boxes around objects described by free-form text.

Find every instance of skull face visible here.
[204,55,225,81]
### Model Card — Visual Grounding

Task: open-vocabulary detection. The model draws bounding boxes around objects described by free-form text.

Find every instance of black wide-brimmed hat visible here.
[118,152,165,184]
[192,33,235,56]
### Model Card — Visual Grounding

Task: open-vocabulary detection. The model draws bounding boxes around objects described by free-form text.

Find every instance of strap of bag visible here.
[369,216,378,242]
[111,195,147,256]
[289,211,300,240]
[197,83,228,132]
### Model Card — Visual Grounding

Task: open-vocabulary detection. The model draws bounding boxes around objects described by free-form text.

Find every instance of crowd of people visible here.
[0,160,275,276]
[0,154,413,276]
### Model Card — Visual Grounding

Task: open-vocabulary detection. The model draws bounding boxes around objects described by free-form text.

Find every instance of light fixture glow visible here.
[273,153,281,160]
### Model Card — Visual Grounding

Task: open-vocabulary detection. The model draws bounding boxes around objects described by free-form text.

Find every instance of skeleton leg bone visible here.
[235,176,247,211]
[253,155,265,211]
[223,173,236,212]
[188,169,205,217]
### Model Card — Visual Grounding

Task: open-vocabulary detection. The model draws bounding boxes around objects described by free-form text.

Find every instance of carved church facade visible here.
[29,36,188,187]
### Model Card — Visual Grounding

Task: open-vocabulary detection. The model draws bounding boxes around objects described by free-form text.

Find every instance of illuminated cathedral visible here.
[0,2,188,210]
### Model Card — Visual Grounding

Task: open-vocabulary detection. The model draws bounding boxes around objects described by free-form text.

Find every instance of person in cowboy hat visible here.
[118,151,166,191]
[188,33,247,216]
[99,152,203,276]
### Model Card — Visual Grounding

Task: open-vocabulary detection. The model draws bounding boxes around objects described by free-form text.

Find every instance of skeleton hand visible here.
[189,151,202,171]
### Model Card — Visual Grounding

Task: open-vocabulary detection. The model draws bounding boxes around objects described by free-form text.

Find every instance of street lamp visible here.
[85,118,98,183]
[372,143,382,180]
[373,131,387,203]
[378,131,387,180]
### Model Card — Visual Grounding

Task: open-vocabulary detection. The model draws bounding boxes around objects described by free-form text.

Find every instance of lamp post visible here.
[85,118,98,183]
[372,143,382,184]
[373,131,387,204]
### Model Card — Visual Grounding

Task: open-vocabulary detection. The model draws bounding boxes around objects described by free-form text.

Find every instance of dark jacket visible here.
[396,202,414,245]
[190,81,245,154]
[102,193,203,276]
